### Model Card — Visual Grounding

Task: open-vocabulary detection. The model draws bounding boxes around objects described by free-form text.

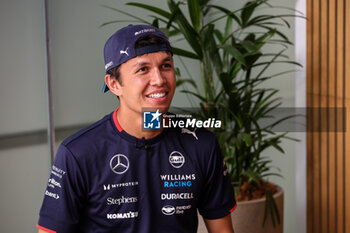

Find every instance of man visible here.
[37,24,236,233]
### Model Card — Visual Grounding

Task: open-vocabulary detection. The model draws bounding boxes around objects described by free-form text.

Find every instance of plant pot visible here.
[197,186,284,233]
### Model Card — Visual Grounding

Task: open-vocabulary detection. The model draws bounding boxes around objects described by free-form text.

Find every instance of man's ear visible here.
[105,74,122,96]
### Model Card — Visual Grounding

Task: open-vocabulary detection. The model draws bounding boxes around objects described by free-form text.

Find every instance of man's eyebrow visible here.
[132,62,150,68]
[163,56,172,61]
[132,56,173,68]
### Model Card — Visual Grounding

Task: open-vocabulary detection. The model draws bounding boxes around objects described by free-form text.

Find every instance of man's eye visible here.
[137,67,147,73]
[162,63,172,68]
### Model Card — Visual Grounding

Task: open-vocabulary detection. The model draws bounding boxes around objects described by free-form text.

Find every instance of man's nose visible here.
[150,68,166,86]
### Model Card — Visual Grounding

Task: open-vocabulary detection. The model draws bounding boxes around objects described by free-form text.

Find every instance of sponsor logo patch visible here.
[103,181,139,191]
[45,190,60,200]
[161,193,194,200]
[161,205,192,215]
[51,165,66,179]
[110,154,129,174]
[107,196,138,205]
[48,178,61,189]
[169,151,185,168]
[161,205,176,215]
[181,128,198,140]
[107,211,138,219]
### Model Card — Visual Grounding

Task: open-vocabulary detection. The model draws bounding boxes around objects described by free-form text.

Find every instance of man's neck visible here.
[116,107,163,139]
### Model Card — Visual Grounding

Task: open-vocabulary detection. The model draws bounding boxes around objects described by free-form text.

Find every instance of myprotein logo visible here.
[103,181,139,191]
[169,151,185,168]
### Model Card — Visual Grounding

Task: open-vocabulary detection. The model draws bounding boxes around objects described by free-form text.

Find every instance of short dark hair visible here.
[107,33,169,85]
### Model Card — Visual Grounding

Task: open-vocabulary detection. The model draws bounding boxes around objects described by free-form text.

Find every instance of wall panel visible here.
[307,0,349,233]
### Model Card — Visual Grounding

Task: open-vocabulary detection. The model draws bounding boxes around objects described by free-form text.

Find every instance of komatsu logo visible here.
[107,211,138,219]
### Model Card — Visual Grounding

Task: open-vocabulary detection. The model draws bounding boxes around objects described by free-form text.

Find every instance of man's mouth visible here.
[146,92,167,99]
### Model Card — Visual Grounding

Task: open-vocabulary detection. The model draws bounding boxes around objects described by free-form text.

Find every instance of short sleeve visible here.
[38,144,86,233]
[198,138,236,220]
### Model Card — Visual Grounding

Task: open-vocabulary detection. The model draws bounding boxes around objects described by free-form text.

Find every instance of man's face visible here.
[115,51,176,115]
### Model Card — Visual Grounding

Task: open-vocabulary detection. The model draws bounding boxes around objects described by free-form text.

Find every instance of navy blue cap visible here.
[103,24,172,93]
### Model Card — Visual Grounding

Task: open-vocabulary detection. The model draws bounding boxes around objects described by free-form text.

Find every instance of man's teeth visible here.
[148,93,166,98]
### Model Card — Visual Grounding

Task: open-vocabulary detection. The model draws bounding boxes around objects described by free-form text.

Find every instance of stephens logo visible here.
[143,110,161,129]
[169,151,185,168]
[161,205,176,215]
[107,196,138,205]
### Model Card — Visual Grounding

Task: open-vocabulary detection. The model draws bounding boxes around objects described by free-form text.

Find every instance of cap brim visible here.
[102,83,109,93]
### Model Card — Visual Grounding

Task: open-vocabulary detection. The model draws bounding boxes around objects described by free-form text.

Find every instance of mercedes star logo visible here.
[110,154,129,174]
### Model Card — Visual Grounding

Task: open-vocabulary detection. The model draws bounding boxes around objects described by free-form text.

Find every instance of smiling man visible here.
[37,24,236,233]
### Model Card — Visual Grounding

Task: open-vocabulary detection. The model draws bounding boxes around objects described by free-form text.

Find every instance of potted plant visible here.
[102,0,301,232]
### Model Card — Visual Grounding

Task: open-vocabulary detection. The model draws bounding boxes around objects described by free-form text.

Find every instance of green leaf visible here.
[199,0,211,7]
[241,40,258,53]
[152,18,159,28]
[168,0,203,58]
[172,47,200,59]
[180,90,206,102]
[206,5,242,26]
[242,133,253,146]
[188,0,201,32]
[256,24,293,45]
[241,1,261,27]
[223,44,246,66]
[176,79,197,88]
[219,73,233,94]
[126,2,172,19]
[100,5,149,24]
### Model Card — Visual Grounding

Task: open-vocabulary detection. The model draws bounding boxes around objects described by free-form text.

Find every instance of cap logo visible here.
[134,28,156,36]
[120,48,129,56]
[105,61,114,70]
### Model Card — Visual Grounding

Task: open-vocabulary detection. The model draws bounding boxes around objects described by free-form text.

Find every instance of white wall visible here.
[0,0,47,135]
[0,1,50,232]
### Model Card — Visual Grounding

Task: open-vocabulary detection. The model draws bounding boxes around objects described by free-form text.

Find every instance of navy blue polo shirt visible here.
[38,109,236,233]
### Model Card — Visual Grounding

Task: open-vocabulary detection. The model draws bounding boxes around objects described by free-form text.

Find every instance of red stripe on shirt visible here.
[36,223,57,233]
[230,203,237,213]
[113,107,123,132]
